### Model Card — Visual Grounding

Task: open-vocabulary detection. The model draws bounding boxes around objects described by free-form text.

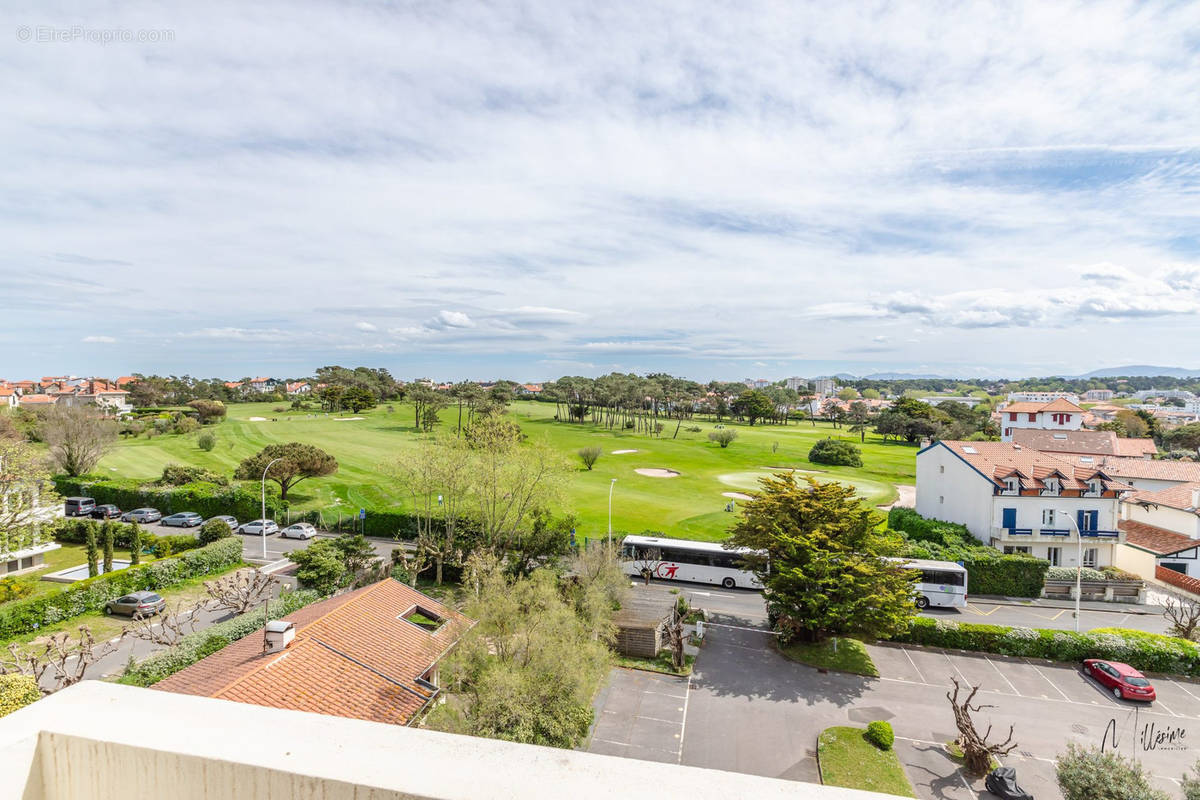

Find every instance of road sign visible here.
[359,508,366,520]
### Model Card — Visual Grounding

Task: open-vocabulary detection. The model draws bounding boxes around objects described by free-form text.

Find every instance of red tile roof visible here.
[1119,519,1198,555]
[1011,429,1156,458]
[1082,457,1200,484]
[936,440,1131,494]
[155,579,473,726]
[1002,399,1084,415]
[1129,482,1200,515]
[18,394,58,404]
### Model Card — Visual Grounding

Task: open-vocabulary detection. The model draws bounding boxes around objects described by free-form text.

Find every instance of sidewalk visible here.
[971,594,1163,615]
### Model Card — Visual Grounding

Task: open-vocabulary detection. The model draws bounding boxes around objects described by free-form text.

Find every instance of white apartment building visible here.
[916,441,1128,567]
[998,398,1084,441]
[1083,389,1114,402]
[785,376,809,391]
[812,378,836,396]
[1006,391,1080,404]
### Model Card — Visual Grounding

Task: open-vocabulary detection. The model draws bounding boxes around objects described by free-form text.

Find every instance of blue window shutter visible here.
[1002,508,1016,529]
[1077,510,1086,532]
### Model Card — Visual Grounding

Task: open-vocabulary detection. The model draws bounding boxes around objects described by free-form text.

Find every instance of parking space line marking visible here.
[1157,699,1180,717]
[1049,609,1066,621]
[1028,661,1072,702]
[704,622,776,634]
[966,604,998,617]
[643,691,687,700]
[1171,681,1200,705]
[958,773,973,792]
[901,648,926,683]
[943,652,971,686]
[985,657,1020,696]
[634,715,682,725]
[677,673,693,763]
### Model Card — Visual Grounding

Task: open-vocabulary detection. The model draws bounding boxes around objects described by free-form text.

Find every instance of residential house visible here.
[517,383,543,396]
[1011,429,1156,459]
[1117,519,1200,580]
[1116,483,1200,581]
[998,398,1084,441]
[248,377,280,394]
[49,379,132,415]
[916,440,1129,568]
[17,394,58,408]
[155,579,473,727]
[0,386,17,409]
[1073,457,1200,493]
[1083,389,1114,402]
[285,381,311,395]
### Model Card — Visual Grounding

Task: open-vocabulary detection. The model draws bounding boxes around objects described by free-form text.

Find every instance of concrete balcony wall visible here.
[0,682,887,800]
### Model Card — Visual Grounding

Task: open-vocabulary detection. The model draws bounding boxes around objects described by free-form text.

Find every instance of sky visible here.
[3,1,1200,382]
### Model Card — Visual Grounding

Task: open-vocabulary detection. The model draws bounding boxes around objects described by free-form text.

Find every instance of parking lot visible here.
[589,582,1197,799]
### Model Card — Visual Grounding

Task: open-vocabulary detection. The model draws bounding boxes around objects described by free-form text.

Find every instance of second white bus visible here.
[619,535,764,590]
[896,558,968,609]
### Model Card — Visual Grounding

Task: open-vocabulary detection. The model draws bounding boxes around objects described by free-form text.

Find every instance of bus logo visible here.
[656,563,679,579]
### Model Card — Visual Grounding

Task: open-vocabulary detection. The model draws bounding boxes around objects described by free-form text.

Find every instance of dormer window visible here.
[1086,479,1102,496]
[1003,478,1018,494]
[1042,478,1060,496]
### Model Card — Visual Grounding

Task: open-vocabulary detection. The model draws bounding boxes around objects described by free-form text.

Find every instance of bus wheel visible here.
[722,577,735,589]
[915,596,930,610]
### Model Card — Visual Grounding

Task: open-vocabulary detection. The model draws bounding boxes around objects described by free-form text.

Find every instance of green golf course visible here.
[96,400,917,542]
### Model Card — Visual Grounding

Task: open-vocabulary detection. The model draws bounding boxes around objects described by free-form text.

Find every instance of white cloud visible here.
[81,335,116,344]
[354,321,377,332]
[435,310,475,329]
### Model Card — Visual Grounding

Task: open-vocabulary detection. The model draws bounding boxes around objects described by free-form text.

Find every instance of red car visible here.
[1083,659,1156,702]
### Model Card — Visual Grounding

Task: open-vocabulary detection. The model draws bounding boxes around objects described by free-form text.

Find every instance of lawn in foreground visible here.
[10,544,148,602]
[818,726,916,797]
[97,400,918,541]
[778,637,879,677]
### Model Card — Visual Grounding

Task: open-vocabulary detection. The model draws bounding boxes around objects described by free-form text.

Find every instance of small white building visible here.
[916,440,1128,568]
[1083,389,1114,402]
[998,398,1084,442]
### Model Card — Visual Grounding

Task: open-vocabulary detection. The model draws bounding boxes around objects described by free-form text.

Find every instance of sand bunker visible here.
[635,468,680,478]
[612,449,638,454]
[333,417,365,421]
[248,416,267,421]
[722,492,753,501]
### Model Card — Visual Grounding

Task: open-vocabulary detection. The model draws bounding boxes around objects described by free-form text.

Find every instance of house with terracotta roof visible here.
[248,377,280,394]
[998,398,1084,441]
[916,440,1130,568]
[155,579,473,727]
[1066,456,1200,494]
[285,381,311,395]
[18,394,58,407]
[1011,429,1157,459]
[0,386,17,409]
[49,379,132,415]
[1117,519,1200,580]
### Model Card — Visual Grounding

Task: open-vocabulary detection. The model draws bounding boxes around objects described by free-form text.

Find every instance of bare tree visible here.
[631,546,663,585]
[664,595,689,671]
[392,544,433,588]
[1164,596,1200,640]
[1,626,120,694]
[122,599,205,648]
[947,677,1018,774]
[205,568,280,615]
[41,405,117,477]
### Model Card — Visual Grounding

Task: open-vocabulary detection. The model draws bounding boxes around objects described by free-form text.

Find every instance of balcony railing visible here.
[1006,528,1033,536]
[1038,528,1070,537]
[1080,530,1120,538]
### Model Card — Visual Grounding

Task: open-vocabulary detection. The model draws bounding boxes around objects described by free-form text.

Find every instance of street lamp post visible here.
[1059,512,1086,632]
[608,478,617,546]
[261,457,284,560]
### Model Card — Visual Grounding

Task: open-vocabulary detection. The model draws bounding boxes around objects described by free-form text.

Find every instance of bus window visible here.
[920,570,964,587]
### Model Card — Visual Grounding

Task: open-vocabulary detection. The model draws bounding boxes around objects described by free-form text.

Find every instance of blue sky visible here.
[3,1,1200,381]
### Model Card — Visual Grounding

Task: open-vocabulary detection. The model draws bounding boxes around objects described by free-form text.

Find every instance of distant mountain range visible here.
[1076,365,1200,379]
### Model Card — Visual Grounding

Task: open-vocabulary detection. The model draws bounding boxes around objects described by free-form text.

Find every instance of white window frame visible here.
[1003,545,1032,555]
[1083,548,1099,568]
[1042,479,1060,496]
[1046,547,1061,567]
[1042,509,1055,527]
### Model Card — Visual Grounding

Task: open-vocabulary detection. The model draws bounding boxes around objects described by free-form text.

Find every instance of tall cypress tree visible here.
[128,522,141,566]
[85,523,99,578]
[102,521,115,574]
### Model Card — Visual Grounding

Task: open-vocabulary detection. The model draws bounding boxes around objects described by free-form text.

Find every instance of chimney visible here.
[263,620,295,654]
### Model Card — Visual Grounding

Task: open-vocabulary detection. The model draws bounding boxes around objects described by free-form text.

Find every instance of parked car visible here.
[1083,659,1157,701]
[161,512,204,528]
[90,504,122,520]
[121,508,162,523]
[280,522,317,540]
[104,591,165,618]
[239,519,279,536]
[207,515,239,531]
[64,497,96,517]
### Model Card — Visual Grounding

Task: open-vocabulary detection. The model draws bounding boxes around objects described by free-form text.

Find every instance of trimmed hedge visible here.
[0,537,243,640]
[865,720,894,751]
[896,618,1200,677]
[119,589,321,686]
[889,508,1049,598]
[52,519,200,558]
[52,475,281,523]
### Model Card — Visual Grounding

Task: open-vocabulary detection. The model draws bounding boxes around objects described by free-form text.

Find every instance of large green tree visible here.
[234,442,338,501]
[731,389,775,425]
[726,473,915,642]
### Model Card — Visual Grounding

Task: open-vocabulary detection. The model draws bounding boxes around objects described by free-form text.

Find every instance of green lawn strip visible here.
[818,726,917,797]
[9,544,152,602]
[777,637,879,677]
[0,562,245,655]
[613,650,696,677]
[97,400,918,542]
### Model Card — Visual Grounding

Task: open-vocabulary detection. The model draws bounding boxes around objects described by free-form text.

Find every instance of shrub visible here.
[896,619,1200,677]
[53,475,277,522]
[1047,566,1105,582]
[0,578,32,603]
[0,675,40,717]
[156,463,229,487]
[864,720,894,751]
[808,438,862,466]
[577,446,602,470]
[198,518,233,545]
[119,589,321,687]
[197,431,216,451]
[174,417,200,435]
[0,537,243,640]
[1056,742,1170,800]
[708,430,738,448]
[151,533,201,557]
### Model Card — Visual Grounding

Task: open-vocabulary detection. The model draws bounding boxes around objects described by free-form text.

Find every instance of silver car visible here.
[104,591,165,617]
[239,519,279,536]
[280,522,317,540]
[122,507,162,523]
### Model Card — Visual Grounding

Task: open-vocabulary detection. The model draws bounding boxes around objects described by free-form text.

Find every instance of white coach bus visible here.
[895,558,968,609]
[619,535,764,590]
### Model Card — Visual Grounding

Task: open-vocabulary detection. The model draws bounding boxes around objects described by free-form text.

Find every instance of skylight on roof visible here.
[1080,457,1094,463]
[1053,434,1067,439]
[961,446,978,454]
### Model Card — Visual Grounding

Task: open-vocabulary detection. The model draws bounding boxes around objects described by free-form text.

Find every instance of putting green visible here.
[716,470,894,506]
